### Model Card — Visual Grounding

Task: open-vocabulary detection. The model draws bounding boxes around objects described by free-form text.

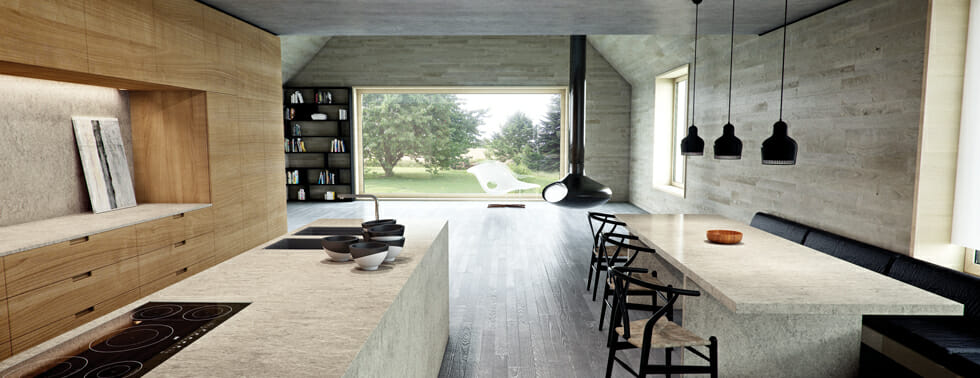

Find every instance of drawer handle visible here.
[69,236,90,245]
[75,306,95,318]
[176,267,189,275]
[173,213,186,219]
[174,240,187,248]
[72,271,93,281]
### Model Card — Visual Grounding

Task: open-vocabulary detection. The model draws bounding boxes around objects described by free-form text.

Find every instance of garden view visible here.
[361,93,562,195]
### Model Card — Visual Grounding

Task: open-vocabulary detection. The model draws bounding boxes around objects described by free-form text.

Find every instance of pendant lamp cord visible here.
[691,2,699,126]
[727,0,735,124]
[778,0,788,121]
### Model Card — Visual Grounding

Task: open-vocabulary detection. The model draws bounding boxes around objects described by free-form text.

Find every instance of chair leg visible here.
[664,347,672,378]
[598,292,608,331]
[587,256,596,290]
[709,336,718,378]
[605,344,617,378]
[592,268,602,301]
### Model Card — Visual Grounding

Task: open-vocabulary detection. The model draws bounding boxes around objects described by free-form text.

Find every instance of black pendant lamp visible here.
[714,0,742,160]
[761,0,798,165]
[680,0,705,156]
[542,35,612,208]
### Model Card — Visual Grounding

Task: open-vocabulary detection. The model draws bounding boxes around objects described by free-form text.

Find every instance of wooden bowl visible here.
[707,230,742,244]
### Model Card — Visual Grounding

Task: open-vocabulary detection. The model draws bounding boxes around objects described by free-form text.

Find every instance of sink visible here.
[293,226,363,236]
[264,238,324,250]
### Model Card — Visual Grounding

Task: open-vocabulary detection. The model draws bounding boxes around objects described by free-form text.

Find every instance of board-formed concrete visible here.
[590,0,928,254]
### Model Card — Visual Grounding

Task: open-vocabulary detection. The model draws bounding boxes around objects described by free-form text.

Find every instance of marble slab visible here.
[0,203,211,257]
[615,214,962,315]
[0,218,450,377]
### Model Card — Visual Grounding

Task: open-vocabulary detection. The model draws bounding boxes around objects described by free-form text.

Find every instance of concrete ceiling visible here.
[198,0,848,36]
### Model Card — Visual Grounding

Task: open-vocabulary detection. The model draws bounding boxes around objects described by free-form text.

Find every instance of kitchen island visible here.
[616,214,961,378]
[0,218,449,377]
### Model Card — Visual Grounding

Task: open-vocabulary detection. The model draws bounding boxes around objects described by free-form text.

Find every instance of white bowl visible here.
[383,246,403,262]
[325,250,351,262]
[372,236,405,262]
[354,252,386,271]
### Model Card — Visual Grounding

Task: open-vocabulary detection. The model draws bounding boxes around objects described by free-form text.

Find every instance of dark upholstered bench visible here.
[749,212,980,377]
[748,212,810,244]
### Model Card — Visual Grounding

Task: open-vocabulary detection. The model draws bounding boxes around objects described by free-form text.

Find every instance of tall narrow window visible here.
[671,76,689,188]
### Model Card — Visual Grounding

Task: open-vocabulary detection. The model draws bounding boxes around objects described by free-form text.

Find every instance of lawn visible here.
[363,166,558,195]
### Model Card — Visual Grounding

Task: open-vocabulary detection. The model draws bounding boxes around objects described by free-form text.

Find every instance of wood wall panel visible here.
[83,0,157,82]
[0,0,89,73]
[206,93,245,259]
[202,6,242,95]
[130,90,211,204]
[239,98,270,249]
[149,0,207,90]
[236,21,282,101]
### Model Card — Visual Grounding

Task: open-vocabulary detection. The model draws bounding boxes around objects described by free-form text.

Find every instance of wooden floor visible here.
[287,200,654,377]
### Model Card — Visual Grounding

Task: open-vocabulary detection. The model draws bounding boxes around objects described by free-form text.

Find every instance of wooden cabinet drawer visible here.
[4,227,137,297]
[139,232,214,285]
[11,289,139,355]
[140,257,213,298]
[8,257,139,339]
[137,208,213,254]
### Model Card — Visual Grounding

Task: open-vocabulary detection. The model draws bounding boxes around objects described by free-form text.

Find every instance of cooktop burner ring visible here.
[131,304,183,321]
[182,305,234,321]
[89,325,175,354]
[2,356,89,378]
[82,360,142,378]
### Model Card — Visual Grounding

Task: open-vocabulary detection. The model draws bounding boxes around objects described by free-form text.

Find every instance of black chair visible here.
[588,212,630,300]
[605,267,718,378]
[597,232,666,331]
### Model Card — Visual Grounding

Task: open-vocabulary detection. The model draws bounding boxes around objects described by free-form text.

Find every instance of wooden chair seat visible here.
[615,317,711,349]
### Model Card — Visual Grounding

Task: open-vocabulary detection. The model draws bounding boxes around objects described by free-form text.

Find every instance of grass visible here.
[363,166,558,195]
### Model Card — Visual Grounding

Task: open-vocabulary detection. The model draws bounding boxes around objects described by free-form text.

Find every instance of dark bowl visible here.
[366,224,405,239]
[349,242,389,259]
[321,235,360,253]
[371,235,405,247]
[361,219,397,230]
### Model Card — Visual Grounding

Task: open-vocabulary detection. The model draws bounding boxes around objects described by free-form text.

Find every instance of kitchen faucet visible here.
[337,194,380,221]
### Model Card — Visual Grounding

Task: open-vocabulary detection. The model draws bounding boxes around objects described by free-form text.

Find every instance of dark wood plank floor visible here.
[287,200,651,377]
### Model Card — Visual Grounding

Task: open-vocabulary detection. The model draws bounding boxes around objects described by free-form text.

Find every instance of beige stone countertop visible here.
[616,214,963,316]
[0,203,212,257]
[0,218,449,377]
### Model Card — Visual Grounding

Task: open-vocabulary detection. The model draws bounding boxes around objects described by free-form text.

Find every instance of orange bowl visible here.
[707,230,742,244]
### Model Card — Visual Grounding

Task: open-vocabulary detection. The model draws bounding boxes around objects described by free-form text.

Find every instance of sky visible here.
[456,93,558,139]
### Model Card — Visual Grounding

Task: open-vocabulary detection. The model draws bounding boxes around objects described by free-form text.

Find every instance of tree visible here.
[488,112,535,162]
[528,96,562,171]
[361,94,483,176]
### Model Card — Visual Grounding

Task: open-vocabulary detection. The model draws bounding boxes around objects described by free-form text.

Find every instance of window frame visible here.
[669,74,689,189]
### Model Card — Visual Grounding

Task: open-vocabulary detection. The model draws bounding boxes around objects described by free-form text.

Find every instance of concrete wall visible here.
[591,0,927,253]
[0,74,131,226]
[289,36,632,201]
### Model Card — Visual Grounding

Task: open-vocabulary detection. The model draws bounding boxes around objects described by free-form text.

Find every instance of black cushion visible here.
[864,315,980,376]
[804,230,898,274]
[887,255,980,318]
[749,212,810,244]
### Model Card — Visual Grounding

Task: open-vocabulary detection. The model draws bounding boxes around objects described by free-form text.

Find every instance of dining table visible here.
[614,214,962,378]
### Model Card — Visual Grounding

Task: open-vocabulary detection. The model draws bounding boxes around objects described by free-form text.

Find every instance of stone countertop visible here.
[0,218,449,377]
[0,203,211,257]
[615,214,963,316]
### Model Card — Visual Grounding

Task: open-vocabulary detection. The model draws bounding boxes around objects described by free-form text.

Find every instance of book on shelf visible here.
[330,139,346,152]
[290,91,304,104]
[315,90,333,104]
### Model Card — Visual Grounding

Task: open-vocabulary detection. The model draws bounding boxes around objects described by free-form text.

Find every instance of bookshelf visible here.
[283,86,355,202]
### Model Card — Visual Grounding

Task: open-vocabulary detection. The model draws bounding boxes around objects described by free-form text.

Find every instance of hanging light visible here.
[714,0,742,160]
[680,0,705,156]
[761,0,798,165]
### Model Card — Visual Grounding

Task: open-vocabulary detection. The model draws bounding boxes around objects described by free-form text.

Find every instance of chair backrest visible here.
[888,255,980,318]
[750,212,811,244]
[600,232,655,268]
[466,161,540,194]
[608,267,700,341]
[804,230,898,274]
[589,212,625,253]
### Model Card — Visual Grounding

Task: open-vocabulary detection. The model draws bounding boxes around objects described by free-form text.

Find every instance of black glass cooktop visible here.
[6,302,249,378]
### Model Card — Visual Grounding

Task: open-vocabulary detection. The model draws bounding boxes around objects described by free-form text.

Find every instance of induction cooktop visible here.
[3,302,249,378]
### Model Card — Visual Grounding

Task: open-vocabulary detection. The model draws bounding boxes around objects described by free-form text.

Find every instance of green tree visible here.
[488,112,535,162]
[361,94,483,176]
[528,96,562,171]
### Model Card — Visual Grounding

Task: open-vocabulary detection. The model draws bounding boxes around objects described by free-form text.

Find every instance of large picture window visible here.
[355,88,566,198]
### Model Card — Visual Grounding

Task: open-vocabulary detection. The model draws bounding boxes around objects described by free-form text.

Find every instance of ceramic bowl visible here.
[350,242,389,271]
[372,236,405,262]
[366,224,405,240]
[321,235,359,261]
[707,230,743,244]
[361,219,397,231]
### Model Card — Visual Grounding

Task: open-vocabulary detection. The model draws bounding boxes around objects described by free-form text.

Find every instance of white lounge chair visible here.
[466,161,541,194]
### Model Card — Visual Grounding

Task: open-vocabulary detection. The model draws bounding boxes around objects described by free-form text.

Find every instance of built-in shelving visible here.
[283,86,355,202]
